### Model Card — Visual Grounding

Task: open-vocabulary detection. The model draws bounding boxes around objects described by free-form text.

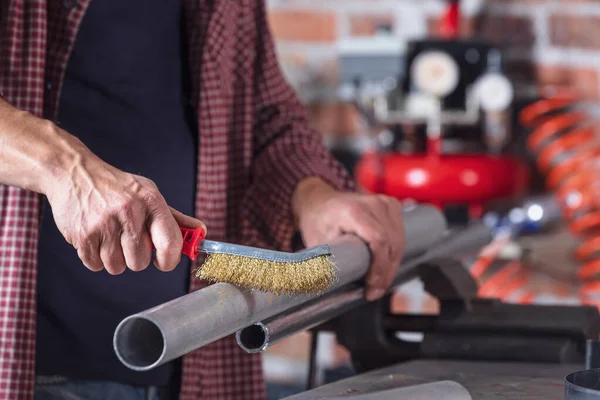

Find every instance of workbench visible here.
[285,359,575,399]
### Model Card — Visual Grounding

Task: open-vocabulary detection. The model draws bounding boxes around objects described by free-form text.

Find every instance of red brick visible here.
[536,65,599,100]
[504,60,536,83]
[349,14,394,37]
[269,11,337,42]
[308,102,360,138]
[476,14,535,48]
[486,0,545,3]
[505,62,600,101]
[550,14,600,50]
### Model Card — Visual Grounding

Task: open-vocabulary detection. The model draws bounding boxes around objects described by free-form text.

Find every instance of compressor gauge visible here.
[410,50,460,98]
[476,72,514,112]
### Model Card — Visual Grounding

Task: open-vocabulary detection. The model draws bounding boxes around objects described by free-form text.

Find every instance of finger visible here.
[377,197,406,264]
[121,230,152,272]
[147,202,183,272]
[77,234,104,272]
[340,205,392,301]
[99,222,127,275]
[374,197,406,293]
[387,199,406,262]
[368,197,397,260]
[353,199,399,295]
[363,229,394,302]
[120,207,152,272]
[169,207,207,233]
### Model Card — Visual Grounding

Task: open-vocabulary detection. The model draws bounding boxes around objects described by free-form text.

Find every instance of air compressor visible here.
[352,0,530,220]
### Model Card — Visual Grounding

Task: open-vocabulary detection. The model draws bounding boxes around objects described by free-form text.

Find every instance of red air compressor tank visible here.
[355,151,530,217]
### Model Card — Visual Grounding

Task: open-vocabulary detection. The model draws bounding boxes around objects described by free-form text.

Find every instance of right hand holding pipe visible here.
[292,177,406,301]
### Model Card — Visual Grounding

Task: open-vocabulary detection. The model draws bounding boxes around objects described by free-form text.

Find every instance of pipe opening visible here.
[114,317,165,371]
[236,323,268,353]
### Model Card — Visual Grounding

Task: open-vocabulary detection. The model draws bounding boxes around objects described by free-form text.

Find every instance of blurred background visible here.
[261,0,600,398]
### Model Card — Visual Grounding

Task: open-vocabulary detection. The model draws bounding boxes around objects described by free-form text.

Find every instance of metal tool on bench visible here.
[566,369,600,400]
[564,341,600,400]
[113,204,447,371]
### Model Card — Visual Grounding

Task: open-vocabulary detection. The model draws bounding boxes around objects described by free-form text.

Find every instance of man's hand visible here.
[0,99,204,275]
[45,138,205,275]
[292,177,405,301]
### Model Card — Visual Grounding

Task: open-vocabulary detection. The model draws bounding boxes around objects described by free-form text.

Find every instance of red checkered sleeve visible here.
[241,0,354,252]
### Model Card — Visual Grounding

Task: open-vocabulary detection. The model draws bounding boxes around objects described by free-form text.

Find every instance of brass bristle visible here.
[195,253,337,295]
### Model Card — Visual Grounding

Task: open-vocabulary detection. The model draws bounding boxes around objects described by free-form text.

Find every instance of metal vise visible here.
[322,259,600,376]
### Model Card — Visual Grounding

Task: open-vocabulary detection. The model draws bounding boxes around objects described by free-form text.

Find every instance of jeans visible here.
[34,379,174,400]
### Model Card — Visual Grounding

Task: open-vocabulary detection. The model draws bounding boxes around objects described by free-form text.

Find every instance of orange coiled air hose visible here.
[519,90,600,302]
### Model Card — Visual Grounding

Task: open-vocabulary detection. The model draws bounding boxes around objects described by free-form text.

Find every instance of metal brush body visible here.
[176,227,337,294]
[199,240,331,262]
[197,241,337,295]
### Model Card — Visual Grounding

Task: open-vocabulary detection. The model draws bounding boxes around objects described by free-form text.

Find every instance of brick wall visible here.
[262,0,600,388]
[267,0,600,138]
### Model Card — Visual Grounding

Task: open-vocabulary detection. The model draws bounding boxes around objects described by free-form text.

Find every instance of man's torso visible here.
[36,0,196,390]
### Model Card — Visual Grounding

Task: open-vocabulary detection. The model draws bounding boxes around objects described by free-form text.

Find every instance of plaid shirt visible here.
[0,1,351,399]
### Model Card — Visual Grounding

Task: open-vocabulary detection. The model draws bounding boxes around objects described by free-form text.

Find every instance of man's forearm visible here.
[0,98,87,195]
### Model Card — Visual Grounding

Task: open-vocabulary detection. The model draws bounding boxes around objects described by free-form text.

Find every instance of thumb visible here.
[169,207,208,235]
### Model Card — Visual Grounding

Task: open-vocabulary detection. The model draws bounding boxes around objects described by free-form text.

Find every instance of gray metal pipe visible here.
[236,284,364,353]
[236,221,494,353]
[113,205,446,371]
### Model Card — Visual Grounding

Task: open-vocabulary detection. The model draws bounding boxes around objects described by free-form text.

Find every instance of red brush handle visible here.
[153,227,206,261]
[179,227,206,261]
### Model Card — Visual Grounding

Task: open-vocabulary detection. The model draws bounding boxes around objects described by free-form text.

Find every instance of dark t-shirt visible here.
[36,0,197,388]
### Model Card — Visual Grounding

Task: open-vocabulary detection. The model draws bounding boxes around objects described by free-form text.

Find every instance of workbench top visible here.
[285,360,578,399]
